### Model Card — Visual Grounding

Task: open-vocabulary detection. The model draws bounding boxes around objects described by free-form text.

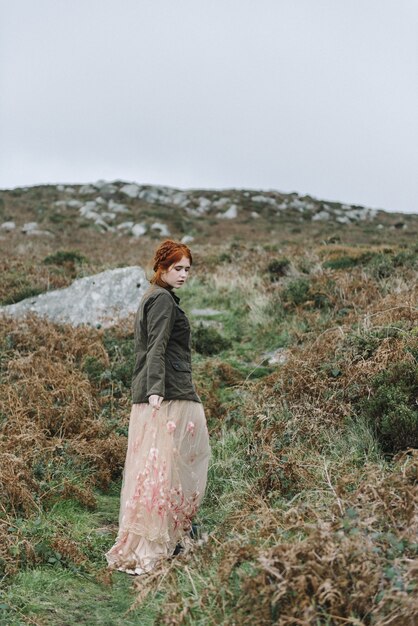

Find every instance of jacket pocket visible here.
[168,358,192,372]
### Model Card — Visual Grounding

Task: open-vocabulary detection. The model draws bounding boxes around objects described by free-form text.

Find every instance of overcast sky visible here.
[1,1,417,213]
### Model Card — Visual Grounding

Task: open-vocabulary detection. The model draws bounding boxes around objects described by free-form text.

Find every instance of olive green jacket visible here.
[131,284,201,404]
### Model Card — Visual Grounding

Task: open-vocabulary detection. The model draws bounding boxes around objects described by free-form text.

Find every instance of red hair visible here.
[150,240,193,288]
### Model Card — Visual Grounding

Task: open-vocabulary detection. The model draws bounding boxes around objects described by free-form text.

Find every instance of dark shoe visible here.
[189,523,201,540]
[172,542,184,556]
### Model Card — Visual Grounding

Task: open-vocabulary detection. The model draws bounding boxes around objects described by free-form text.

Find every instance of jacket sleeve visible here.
[145,292,176,398]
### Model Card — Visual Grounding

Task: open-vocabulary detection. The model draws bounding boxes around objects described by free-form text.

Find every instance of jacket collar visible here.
[152,284,180,304]
[169,289,180,304]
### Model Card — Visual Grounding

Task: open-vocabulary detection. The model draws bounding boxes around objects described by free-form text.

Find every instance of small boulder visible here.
[120,183,140,198]
[117,221,134,231]
[181,235,194,244]
[67,199,82,209]
[312,210,331,221]
[108,200,129,214]
[1,221,16,231]
[263,347,290,366]
[21,222,39,233]
[216,204,237,219]
[132,223,147,237]
[79,184,96,195]
[151,222,170,236]
[191,308,223,316]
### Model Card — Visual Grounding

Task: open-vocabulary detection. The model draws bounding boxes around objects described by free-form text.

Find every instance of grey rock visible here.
[121,183,140,198]
[151,222,170,236]
[67,199,82,209]
[216,204,237,219]
[312,210,331,221]
[94,218,112,231]
[101,212,116,222]
[196,197,211,214]
[100,184,118,195]
[95,180,118,195]
[171,192,190,208]
[184,206,200,217]
[180,235,194,244]
[335,215,351,224]
[83,210,102,221]
[263,347,290,366]
[138,185,175,205]
[65,187,76,194]
[212,198,229,209]
[1,221,16,231]
[194,319,223,329]
[251,212,260,219]
[108,200,129,214]
[0,266,148,328]
[251,195,277,207]
[79,184,96,195]
[79,201,98,216]
[132,223,147,237]
[93,180,108,189]
[276,201,288,210]
[21,222,39,233]
[191,308,223,316]
[26,230,54,237]
[93,528,113,536]
[288,198,307,211]
[117,221,134,231]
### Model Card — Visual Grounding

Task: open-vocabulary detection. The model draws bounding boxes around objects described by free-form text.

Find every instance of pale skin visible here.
[149,255,191,415]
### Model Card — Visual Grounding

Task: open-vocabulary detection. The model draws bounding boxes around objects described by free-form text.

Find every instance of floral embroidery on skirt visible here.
[105,400,211,575]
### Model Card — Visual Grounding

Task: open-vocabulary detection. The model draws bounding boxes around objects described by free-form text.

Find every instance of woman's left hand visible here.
[148,394,164,416]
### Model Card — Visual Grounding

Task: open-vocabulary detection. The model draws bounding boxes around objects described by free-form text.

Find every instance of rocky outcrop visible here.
[0,267,148,328]
[0,180,394,245]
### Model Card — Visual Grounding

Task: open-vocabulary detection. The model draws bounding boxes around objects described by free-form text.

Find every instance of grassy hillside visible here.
[0,184,417,625]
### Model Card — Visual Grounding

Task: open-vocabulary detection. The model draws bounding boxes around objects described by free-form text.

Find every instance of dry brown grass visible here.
[0,315,128,574]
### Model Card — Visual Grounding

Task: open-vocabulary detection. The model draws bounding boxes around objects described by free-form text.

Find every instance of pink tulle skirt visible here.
[105,400,211,575]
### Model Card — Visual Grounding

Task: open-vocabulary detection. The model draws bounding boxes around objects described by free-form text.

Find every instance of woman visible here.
[105,239,211,576]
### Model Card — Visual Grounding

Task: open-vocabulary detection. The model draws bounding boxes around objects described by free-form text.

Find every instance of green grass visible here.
[0,489,159,625]
[0,567,154,626]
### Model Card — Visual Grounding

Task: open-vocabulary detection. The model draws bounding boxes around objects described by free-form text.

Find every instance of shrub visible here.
[103,332,135,389]
[192,324,231,356]
[346,326,406,360]
[357,362,418,453]
[368,253,396,279]
[281,278,311,306]
[218,252,232,263]
[43,250,87,266]
[266,257,290,281]
[393,249,418,269]
[81,355,106,383]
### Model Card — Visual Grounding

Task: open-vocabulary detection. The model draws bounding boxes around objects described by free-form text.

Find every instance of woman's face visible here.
[161,255,191,289]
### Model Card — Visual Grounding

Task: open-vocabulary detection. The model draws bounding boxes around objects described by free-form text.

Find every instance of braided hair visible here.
[150,240,193,288]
